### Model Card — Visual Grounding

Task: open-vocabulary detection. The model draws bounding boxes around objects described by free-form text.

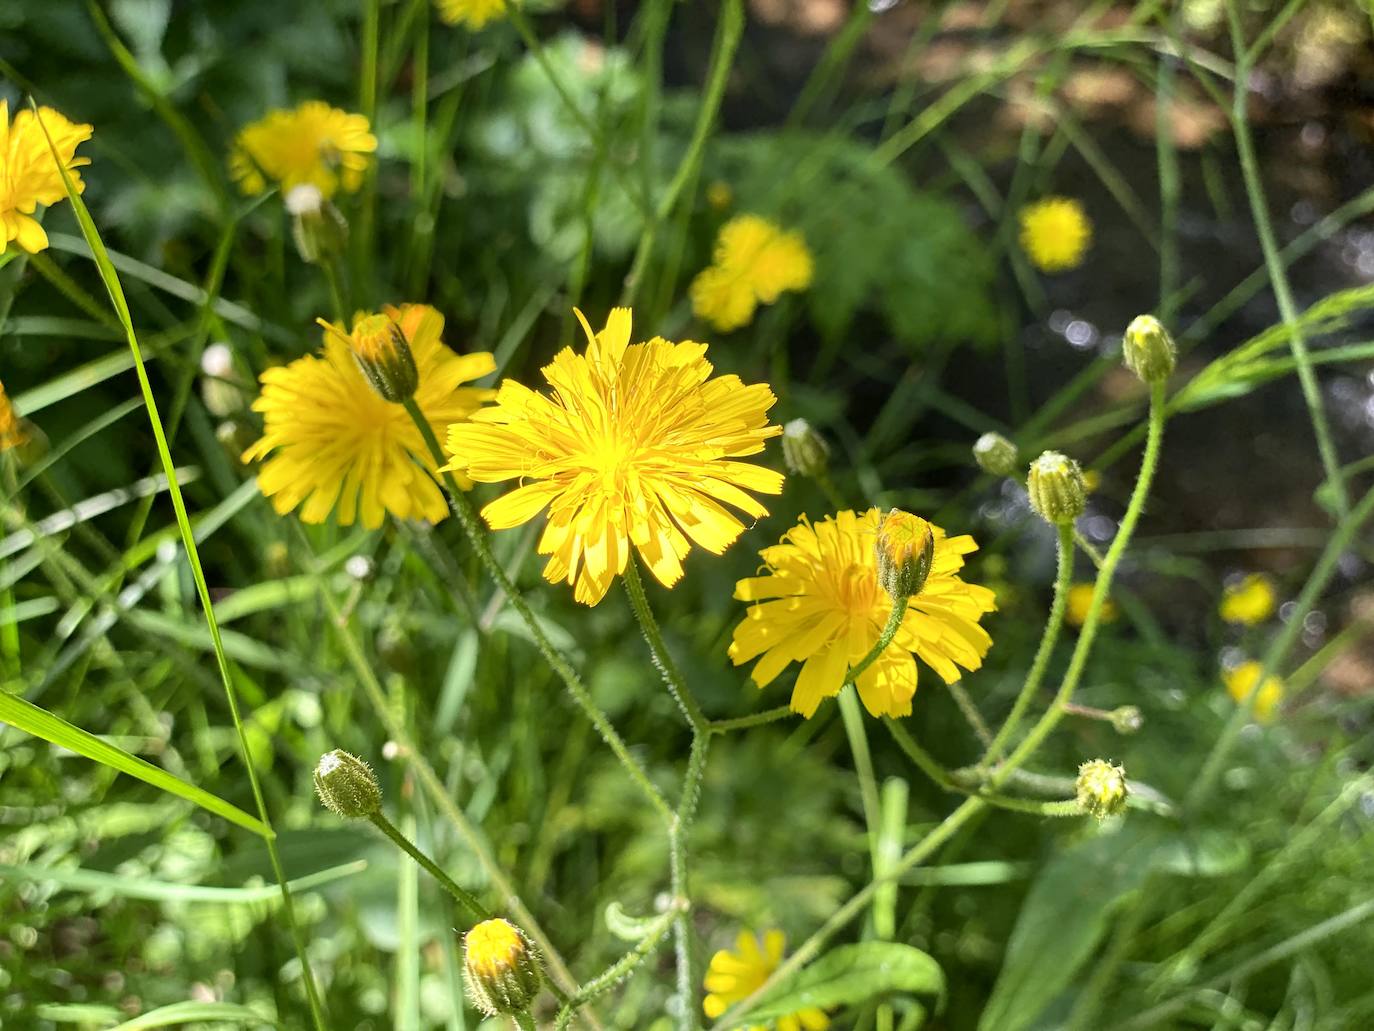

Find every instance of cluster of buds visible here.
[1027,451,1087,526]
[463,918,545,1017]
[1075,759,1129,819]
[875,509,935,601]
[313,749,382,819]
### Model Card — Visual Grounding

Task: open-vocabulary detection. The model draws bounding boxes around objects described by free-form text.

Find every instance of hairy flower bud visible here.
[1123,314,1176,384]
[780,418,830,479]
[463,918,544,1017]
[1076,759,1129,819]
[287,184,348,266]
[875,509,936,600]
[1027,451,1087,526]
[200,343,244,418]
[328,313,419,404]
[973,432,1018,477]
[1110,705,1143,735]
[313,750,382,819]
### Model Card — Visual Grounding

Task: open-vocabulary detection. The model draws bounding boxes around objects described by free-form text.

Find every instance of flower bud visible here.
[875,509,935,600]
[287,184,348,266]
[1122,314,1176,384]
[200,343,245,417]
[326,313,419,404]
[463,918,544,1017]
[973,432,1018,476]
[1110,705,1143,735]
[313,750,382,819]
[1076,759,1128,819]
[780,418,830,479]
[1027,451,1087,525]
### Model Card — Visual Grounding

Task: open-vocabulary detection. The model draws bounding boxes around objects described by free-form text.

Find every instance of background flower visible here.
[229,101,376,198]
[703,929,829,1031]
[1018,196,1092,272]
[1,101,92,254]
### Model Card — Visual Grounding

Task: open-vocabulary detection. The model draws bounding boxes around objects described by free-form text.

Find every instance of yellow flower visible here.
[1,379,29,453]
[691,214,813,331]
[1224,660,1283,723]
[436,0,507,29]
[443,308,784,606]
[243,304,495,528]
[1219,574,1277,626]
[729,509,996,718]
[1065,582,1117,627]
[1,101,93,254]
[229,101,376,199]
[1019,197,1092,272]
[703,929,829,1031]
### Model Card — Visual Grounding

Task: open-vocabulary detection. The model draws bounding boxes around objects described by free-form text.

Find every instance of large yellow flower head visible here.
[703,929,829,1031]
[1,379,29,453]
[229,101,376,199]
[443,307,784,606]
[1224,660,1283,723]
[691,214,814,332]
[730,509,996,718]
[1,101,93,254]
[1219,573,1277,626]
[436,0,507,29]
[243,304,495,528]
[1019,196,1092,273]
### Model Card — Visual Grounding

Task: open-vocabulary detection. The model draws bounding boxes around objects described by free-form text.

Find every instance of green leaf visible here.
[106,1001,278,1029]
[0,692,272,839]
[0,859,366,904]
[733,942,944,1027]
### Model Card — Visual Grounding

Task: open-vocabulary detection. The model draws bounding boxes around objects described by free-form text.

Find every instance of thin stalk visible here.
[838,689,883,871]
[622,556,708,732]
[982,523,1074,764]
[513,1012,536,1031]
[369,811,489,924]
[709,706,795,733]
[843,597,909,692]
[554,907,679,1030]
[670,734,711,1031]
[946,680,992,747]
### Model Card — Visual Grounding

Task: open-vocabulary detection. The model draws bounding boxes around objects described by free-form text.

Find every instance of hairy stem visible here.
[369,811,489,925]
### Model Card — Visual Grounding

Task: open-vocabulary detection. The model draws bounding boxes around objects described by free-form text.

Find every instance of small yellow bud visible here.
[287,184,348,265]
[1027,451,1087,526]
[463,918,544,1017]
[1110,705,1143,735]
[973,432,1018,476]
[1076,759,1129,819]
[323,313,419,404]
[875,509,935,600]
[313,750,382,819]
[1122,314,1176,384]
[780,418,830,479]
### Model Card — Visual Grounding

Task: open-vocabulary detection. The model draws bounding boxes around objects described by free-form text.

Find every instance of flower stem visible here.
[513,1011,536,1031]
[708,706,796,734]
[841,596,909,693]
[554,907,680,1030]
[369,811,489,925]
[623,556,709,734]
[838,689,883,871]
[670,734,710,1031]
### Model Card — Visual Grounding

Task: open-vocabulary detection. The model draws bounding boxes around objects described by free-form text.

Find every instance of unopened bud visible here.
[287,184,348,265]
[200,343,244,417]
[463,918,544,1016]
[1123,314,1176,384]
[323,313,419,404]
[313,749,382,819]
[1110,705,1143,735]
[781,418,830,479]
[1027,451,1087,525]
[1076,759,1128,819]
[215,420,255,463]
[973,432,1018,476]
[875,509,935,600]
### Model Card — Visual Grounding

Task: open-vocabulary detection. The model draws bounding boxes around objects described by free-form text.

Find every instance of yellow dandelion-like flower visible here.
[689,265,759,333]
[1219,574,1277,626]
[243,304,495,528]
[703,929,829,1031]
[1019,197,1092,273]
[1065,582,1117,627]
[436,0,507,29]
[443,307,785,606]
[691,214,814,331]
[1223,660,1283,723]
[229,101,376,199]
[729,509,996,718]
[1,101,93,254]
[1,379,30,453]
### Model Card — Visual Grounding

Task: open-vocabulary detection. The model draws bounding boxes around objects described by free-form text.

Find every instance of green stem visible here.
[369,811,489,924]
[513,1011,536,1031]
[708,706,796,734]
[670,734,710,1031]
[982,522,1074,764]
[321,257,348,323]
[623,557,708,733]
[842,597,909,694]
[946,680,993,747]
[838,689,883,873]
[554,907,679,1030]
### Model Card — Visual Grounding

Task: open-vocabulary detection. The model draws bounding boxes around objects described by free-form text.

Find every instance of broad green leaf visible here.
[0,692,272,839]
[734,942,944,1026]
[107,1001,278,1029]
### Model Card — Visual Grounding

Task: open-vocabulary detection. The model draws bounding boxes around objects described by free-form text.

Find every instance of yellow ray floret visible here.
[1,379,29,453]
[1019,196,1092,273]
[229,101,376,198]
[435,0,507,29]
[1,101,93,254]
[243,304,495,529]
[691,214,814,331]
[702,929,829,1031]
[730,509,997,719]
[1219,573,1277,626]
[1224,660,1283,723]
[443,307,785,606]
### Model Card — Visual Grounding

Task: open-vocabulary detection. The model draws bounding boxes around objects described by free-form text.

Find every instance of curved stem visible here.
[841,596,909,694]
[369,811,489,924]
[982,522,1075,764]
[623,556,708,733]
[709,706,796,734]
[554,907,679,1031]
[670,734,710,1031]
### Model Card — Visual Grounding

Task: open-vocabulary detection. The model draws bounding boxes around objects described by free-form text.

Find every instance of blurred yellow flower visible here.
[1066,582,1117,627]
[691,214,813,331]
[229,101,376,198]
[729,509,996,718]
[703,929,828,1031]
[1019,197,1092,272]
[1,101,93,254]
[1,379,29,453]
[1220,574,1277,626]
[243,304,494,528]
[1224,660,1283,723]
[443,307,784,606]
[435,0,506,28]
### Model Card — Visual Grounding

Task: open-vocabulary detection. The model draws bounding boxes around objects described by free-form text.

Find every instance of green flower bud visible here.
[200,343,245,418]
[333,313,420,404]
[287,184,348,266]
[875,509,935,600]
[313,750,382,820]
[973,432,1018,476]
[464,918,544,1017]
[1076,759,1128,819]
[1110,705,1143,735]
[780,418,830,479]
[1123,314,1176,384]
[1027,451,1087,525]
